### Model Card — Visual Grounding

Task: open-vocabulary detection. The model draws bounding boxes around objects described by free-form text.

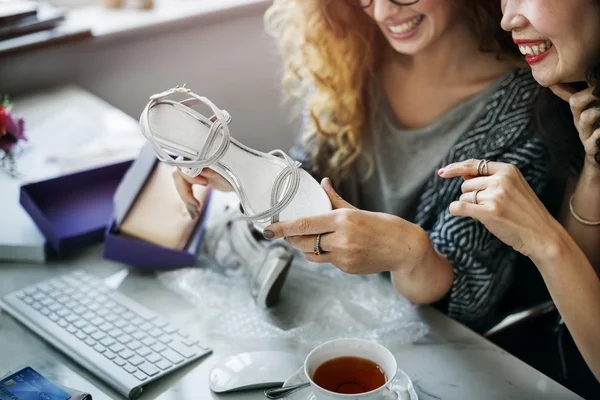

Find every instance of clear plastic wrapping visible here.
[159,254,428,351]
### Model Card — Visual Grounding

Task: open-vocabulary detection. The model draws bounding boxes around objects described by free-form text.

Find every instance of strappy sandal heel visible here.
[139,86,332,231]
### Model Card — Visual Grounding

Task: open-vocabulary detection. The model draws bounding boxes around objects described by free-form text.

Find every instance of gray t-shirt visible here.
[356,74,509,221]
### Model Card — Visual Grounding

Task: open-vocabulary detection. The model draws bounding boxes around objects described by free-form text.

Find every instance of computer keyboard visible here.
[0,270,211,399]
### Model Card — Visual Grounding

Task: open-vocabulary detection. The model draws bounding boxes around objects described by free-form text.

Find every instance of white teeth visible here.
[389,15,423,34]
[518,40,553,56]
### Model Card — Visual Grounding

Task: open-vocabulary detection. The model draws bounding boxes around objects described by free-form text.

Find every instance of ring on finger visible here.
[470,190,481,205]
[477,159,489,176]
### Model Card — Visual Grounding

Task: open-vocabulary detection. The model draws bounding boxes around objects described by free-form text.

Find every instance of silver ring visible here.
[477,159,489,176]
[314,234,323,256]
[471,190,480,205]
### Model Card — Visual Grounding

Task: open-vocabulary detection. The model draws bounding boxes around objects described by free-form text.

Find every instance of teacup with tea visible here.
[304,338,415,400]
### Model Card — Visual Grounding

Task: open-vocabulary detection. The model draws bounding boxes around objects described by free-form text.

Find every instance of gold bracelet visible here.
[569,195,600,226]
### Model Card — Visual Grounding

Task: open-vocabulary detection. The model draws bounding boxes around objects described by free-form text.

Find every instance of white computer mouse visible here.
[209,350,302,393]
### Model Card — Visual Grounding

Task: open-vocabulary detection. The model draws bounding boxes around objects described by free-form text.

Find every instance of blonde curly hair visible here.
[265,0,519,183]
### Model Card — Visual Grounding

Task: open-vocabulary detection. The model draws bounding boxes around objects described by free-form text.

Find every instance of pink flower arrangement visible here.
[0,96,27,177]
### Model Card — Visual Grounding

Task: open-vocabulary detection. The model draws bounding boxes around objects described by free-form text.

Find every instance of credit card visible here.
[0,367,70,400]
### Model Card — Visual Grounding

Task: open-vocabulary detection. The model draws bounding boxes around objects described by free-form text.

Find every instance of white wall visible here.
[0,3,299,152]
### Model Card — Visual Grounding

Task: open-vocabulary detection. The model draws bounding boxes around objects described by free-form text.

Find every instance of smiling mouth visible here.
[387,15,424,35]
[518,40,553,57]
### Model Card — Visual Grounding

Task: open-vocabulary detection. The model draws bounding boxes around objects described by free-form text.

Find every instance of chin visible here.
[530,68,559,88]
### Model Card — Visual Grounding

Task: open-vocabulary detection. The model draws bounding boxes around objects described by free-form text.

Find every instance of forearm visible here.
[562,160,600,271]
[390,228,454,305]
[532,225,600,380]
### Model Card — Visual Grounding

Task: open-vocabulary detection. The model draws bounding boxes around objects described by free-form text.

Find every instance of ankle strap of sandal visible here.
[139,85,232,176]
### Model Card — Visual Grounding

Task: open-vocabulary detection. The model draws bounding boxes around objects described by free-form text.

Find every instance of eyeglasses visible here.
[346,0,420,8]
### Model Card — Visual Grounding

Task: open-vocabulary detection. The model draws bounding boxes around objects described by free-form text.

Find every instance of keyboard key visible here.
[49,280,67,290]
[23,297,34,305]
[99,323,113,332]
[159,335,175,345]
[57,309,71,318]
[63,287,76,295]
[40,298,54,307]
[130,317,144,326]
[139,322,154,332]
[91,331,106,341]
[145,352,162,364]
[37,283,54,293]
[122,311,135,320]
[40,307,51,316]
[141,337,156,347]
[90,317,105,327]
[57,319,69,328]
[132,331,146,341]
[94,344,106,353]
[152,317,169,329]
[82,326,97,335]
[32,302,43,310]
[151,343,166,353]
[100,337,115,347]
[123,365,137,374]
[81,311,96,320]
[109,343,125,354]
[75,331,87,340]
[138,362,159,377]
[129,355,145,366]
[160,349,184,365]
[113,357,126,367]
[65,314,79,323]
[108,328,123,338]
[104,300,117,309]
[96,308,110,317]
[113,319,128,329]
[73,320,88,329]
[127,341,143,351]
[24,287,37,295]
[169,342,197,359]
[133,371,147,381]
[88,303,101,312]
[32,292,45,301]
[162,325,177,335]
[117,334,133,345]
[156,359,172,371]
[64,300,79,310]
[73,306,87,315]
[84,338,96,347]
[113,305,126,314]
[49,303,62,312]
[119,349,135,360]
[72,292,86,301]
[136,347,152,357]
[123,326,137,335]
[79,297,93,306]
[66,325,78,334]
[105,314,119,323]
[48,313,59,322]
[95,295,108,303]
[148,328,163,338]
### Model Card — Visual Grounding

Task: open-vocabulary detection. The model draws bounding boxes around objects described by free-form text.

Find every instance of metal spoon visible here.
[264,382,311,399]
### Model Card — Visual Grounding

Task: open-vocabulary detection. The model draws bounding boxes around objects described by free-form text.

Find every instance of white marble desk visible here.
[0,86,584,399]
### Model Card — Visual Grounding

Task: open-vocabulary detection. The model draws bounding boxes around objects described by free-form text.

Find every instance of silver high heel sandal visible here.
[139,86,332,231]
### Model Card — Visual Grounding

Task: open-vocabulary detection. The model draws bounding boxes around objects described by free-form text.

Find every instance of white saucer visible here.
[282,367,419,400]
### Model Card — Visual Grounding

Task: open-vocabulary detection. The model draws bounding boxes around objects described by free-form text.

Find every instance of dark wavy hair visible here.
[535,2,600,174]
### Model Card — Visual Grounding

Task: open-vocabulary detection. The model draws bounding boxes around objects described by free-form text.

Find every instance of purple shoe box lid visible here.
[102,143,211,270]
[19,161,133,255]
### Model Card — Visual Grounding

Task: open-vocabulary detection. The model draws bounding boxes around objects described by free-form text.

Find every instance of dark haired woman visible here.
[440,0,600,394]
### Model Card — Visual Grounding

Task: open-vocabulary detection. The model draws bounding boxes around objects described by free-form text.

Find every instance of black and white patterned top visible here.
[291,68,550,330]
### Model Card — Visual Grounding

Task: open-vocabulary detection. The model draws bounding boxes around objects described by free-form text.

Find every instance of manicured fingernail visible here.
[263,230,274,240]
[186,203,199,219]
[438,168,445,176]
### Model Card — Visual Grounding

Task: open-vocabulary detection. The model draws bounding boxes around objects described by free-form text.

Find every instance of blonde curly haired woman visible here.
[173,0,550,331]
